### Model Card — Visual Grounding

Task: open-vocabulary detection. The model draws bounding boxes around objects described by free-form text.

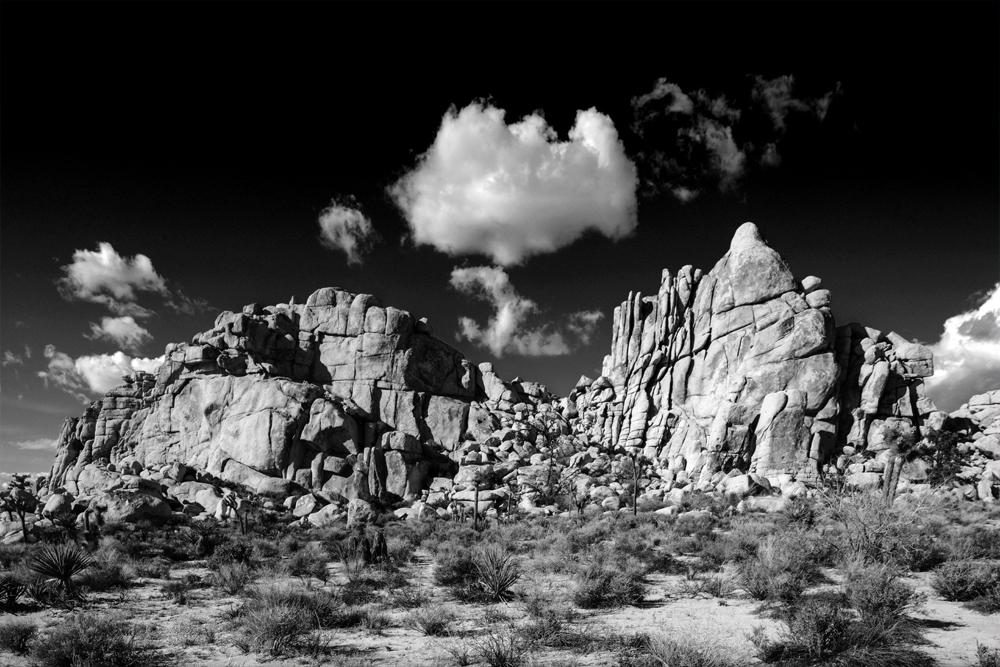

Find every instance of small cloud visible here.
[57,242,208,317]
[450,266,604,357]
[632,75,838,200]
[86,316,153,353]
[2,350,24,367]
[7,438,56,451]
[38,344,164,401]
[318,197,380,265]
[925,283,1000,411]
[632,79,694,115]
[760,142,782,167]
[390,103,638,266]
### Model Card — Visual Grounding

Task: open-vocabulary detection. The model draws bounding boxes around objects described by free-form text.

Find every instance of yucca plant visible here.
[28,543,94,595]
[476,545,521,603]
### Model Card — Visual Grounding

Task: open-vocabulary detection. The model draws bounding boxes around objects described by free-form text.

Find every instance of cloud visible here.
[57,242,209,317]
[390,103,638,266]
[751,75,835,132]
[37,344,164,401]
[7,438,56,451]
[632,75,838,200]
[318,198,380,265]
[924,283,1000,412]
[2,350,24,367]
[632,79,694,115]
[449,266,604,357]
[86,316,153,353]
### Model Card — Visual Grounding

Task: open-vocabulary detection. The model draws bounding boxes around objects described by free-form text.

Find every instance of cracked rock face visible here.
[45,221,946,518]
[572,222,935,483]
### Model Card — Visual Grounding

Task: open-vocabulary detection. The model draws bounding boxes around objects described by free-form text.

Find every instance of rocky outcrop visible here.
[570,223,935,488]
[45,221,996,526]
[49,288,485,511]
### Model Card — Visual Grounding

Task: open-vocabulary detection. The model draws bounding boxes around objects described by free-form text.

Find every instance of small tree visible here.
[880,422,919,506]
[0,474,39,543]
[919,429,964,487]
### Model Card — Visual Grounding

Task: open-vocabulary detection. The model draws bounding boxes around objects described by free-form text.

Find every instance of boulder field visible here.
[16,222,997,535]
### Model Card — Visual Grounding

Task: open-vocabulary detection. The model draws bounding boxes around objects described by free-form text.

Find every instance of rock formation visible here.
[23,221,995,536]
[570,223,937,487]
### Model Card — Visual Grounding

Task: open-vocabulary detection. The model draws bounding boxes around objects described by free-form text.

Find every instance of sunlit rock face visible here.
[572,222,936,483]
[49,288,483,501]
[46,221,943,517]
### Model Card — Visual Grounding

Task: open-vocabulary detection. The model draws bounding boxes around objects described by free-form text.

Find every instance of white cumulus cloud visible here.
[57,242,209,317]
[37,344,164,402]
[390,103,638,266]
[7,439,56,451]
[925,283,1000,412]
[318,198,380,265]
[450,266,604,357]
[86,316,153,353]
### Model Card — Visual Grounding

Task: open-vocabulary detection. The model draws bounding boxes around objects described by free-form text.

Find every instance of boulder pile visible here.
[13,221,992,538]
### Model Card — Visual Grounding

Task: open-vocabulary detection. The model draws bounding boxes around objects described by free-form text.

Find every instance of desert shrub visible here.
[233,601,316,656]
[434,548,480,595]
[361,607,391,635]
[0,618,37,655]
[572,556,648,608]
[949,527,1000,560]
[207,537,254,570]
[674,509,716,537]
[160,574,203,605]
[751,595,933,667]
[250,536,280,560]
[30,612,169,667]
[211,562,255,595]
[844,563,924,640]
[130,556,171,579]
[736,535,820,603]
[978,643,1000,667]
[0,543,28,569]
[0,572,26,609]
[931,560,1000,601]
[640,634,749,667]
[405,605,455,636]
[285,543,330,583]
[821,491,937,568]
[231,584,341,654]
[175,619,216,647]
[474,627,525,667]
[391,587,429,609]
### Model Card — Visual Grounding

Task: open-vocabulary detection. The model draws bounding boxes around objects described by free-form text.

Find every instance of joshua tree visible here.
[0,474,39,543]
[881,422,919,506]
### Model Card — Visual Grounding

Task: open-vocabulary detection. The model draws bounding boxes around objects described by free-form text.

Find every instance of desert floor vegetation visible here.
[0,490,997,666]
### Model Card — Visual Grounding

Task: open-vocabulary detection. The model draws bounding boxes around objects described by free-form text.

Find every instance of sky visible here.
[2,3,998,477]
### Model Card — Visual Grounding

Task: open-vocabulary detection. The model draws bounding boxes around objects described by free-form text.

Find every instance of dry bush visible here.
[931,560,1000,613]
[640,634,750,667]
[211,562,255,595]
[405,605,455,636]
[30,612,170,667]
[736,535,821,603]
[572,555,648,608]
[474,626,525,667]
[0,618,37,655]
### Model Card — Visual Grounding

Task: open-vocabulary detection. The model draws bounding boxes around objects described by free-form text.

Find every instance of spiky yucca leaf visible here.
[476,546,521,603]
[28,543,94,594]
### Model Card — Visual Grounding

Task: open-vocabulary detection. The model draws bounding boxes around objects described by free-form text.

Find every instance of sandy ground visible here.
[1,555,997,666]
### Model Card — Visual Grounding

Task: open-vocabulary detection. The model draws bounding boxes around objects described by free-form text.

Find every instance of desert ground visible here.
[1,489,998,667]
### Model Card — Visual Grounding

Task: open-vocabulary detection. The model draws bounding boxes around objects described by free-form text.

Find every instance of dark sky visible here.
[2,2,998,476]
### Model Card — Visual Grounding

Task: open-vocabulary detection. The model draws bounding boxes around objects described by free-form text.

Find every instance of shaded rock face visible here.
[49,288,483,505]
[571,222,935,482]
[45,222,946,518]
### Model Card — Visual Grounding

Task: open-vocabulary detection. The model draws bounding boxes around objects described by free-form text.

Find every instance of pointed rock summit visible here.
[33,219,982,534]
